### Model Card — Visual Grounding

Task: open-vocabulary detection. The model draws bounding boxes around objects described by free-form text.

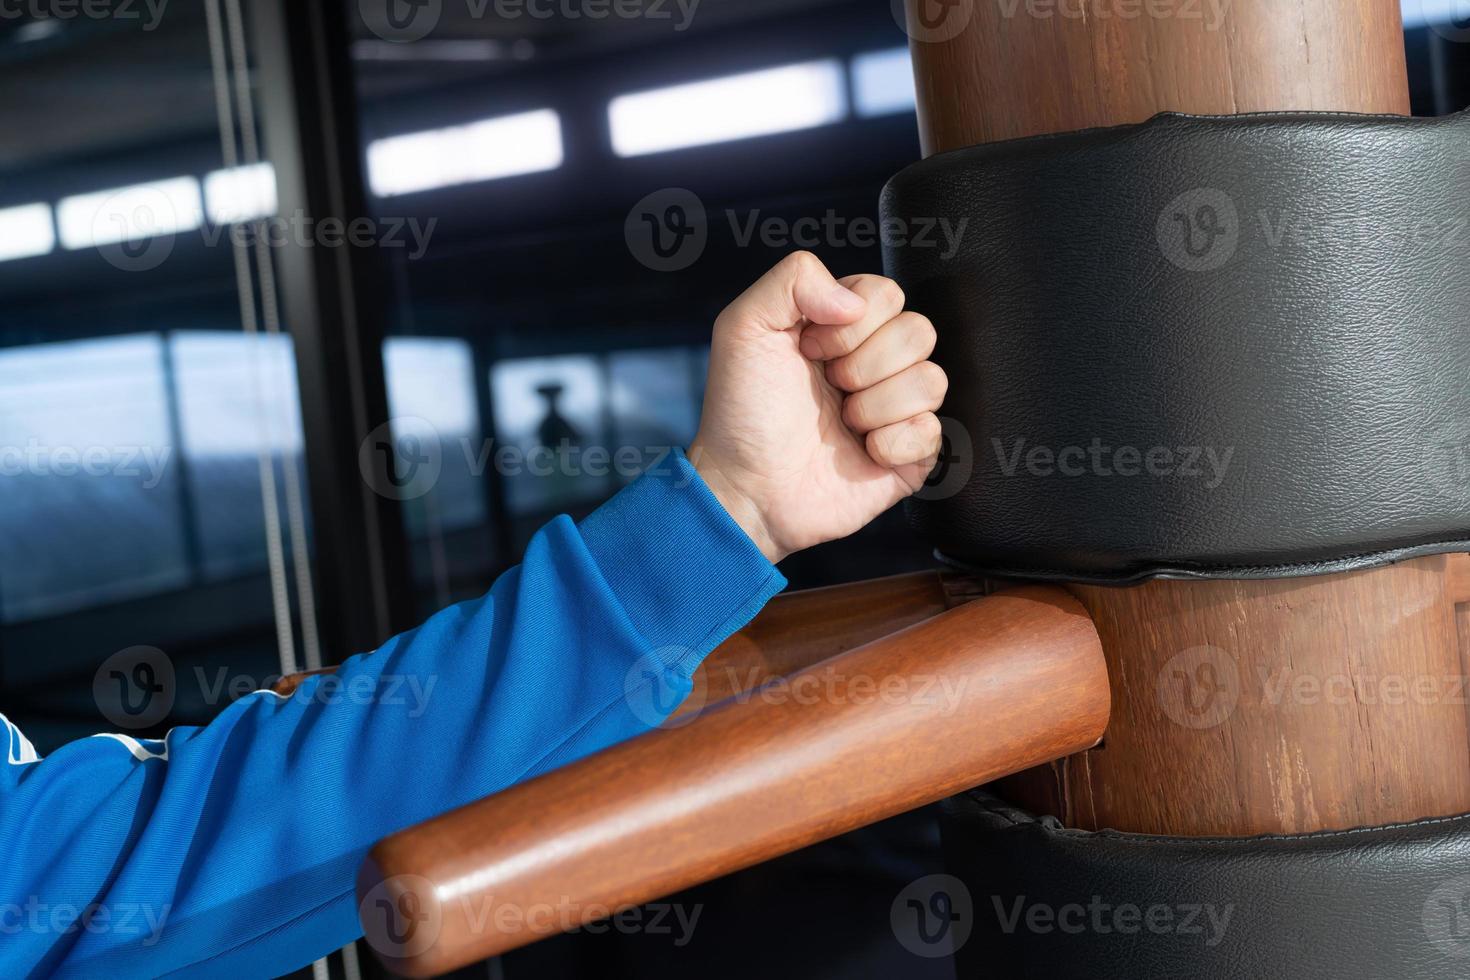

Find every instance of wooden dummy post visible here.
[903,0,1470,835]
[357,583,1108,976]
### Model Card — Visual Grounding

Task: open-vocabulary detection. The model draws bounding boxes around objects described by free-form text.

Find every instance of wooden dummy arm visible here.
[269,570,963,701]
[355,585,1109,977]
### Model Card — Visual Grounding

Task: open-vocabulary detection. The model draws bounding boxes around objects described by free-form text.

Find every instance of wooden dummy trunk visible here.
[903,0,1470,837]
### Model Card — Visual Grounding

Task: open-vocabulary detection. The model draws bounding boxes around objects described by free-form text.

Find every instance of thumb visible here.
[717,251,867,335]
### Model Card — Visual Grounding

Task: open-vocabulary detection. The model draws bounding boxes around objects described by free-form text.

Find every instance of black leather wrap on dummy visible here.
[940,790,1470,979]
[881,109,1470,583]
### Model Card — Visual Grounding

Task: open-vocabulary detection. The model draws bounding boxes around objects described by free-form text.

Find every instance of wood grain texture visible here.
[1448,552,1470,605]
[273,571,960,704]
[674,571,956,716]
[1063,557,1470,835]
[908,0,1411,154]
[907,0,1469,835]
[356,587,1107,976]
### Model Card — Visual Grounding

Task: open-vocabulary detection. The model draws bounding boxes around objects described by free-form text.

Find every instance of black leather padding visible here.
[881,109,1470,583]
[940,790,1470,979]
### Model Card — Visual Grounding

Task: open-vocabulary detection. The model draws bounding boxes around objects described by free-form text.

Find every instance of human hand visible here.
[690,252,948,564]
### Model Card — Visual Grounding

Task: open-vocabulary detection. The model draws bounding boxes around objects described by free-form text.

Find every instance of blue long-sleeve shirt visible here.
[0,452,786,979]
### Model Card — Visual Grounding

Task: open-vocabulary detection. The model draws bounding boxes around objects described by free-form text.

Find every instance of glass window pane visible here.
[609,347,700,475]
[170,331,305,580]
[0,334,188,620]
[491,355,611,516]
[385,336,486,535]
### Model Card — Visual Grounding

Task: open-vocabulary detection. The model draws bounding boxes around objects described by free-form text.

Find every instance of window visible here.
[0,203,56,262]
[367,109,564,197]
[852,48,917,118]
[0,335,188,620]
[608,60,847,157]
[384,337,486,535]
[57,177,204,249]
[203,164,278,225]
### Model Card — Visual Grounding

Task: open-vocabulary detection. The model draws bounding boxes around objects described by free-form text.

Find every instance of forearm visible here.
[1,451,784,979]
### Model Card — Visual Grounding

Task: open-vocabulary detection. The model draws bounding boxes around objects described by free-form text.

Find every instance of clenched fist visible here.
[690,252,949,564]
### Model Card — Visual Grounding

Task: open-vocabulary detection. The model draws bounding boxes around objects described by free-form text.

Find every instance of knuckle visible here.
[826,357,861,391]
[828,329,860,357]
[905,313,937,353]
[875,276,905,310]
[918,412,944,446]
[846,274,903,308]
[841,273,883,299]
[866,429,894,464]
[802,325,830,358]
[920,361,949,401]
[783,250,821,277]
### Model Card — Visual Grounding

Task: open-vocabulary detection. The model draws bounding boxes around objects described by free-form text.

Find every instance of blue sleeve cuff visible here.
[578,449,786,676]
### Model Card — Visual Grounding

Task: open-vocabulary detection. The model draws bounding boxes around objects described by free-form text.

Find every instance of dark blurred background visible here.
[0,1,1467,977]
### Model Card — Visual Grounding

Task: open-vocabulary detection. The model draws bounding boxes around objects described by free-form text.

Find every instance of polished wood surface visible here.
[907,0,1411,154]
[1061,558,1470,835]
[1448,552,1470,605]
[676,570,965,716]
[357,587,1107,976]
[272,571,963,704]
[908,0,1470,835]
[270,667,334,697]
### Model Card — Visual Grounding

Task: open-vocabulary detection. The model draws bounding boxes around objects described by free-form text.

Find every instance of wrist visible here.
[687,442,788,565]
